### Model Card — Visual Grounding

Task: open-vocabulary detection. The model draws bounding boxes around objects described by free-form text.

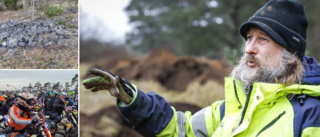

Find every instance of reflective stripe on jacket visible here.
[8,105,32,132]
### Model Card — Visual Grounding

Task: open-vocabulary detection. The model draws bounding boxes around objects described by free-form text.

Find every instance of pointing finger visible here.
[89,67,116,83]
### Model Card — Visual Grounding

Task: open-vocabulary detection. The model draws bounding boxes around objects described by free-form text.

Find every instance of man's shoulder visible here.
[290,95,320,125]
[290,95,320,109]
[287,95,320,136]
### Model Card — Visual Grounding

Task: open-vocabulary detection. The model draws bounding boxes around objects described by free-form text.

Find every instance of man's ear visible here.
[288,56,298,64]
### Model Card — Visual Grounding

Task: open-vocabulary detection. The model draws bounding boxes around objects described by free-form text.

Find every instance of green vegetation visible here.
[44,6,63,17]
[124,0,320,62]
[3,0,19,10]
[58,20,66,26]
[58,20,77,29]
[125,0,269,60]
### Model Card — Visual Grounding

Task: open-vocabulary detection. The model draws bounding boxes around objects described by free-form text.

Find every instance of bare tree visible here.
[35,0,41,10]
[59,84,63,92]
[65,82,70,92]
[71,74,78,91]
[28,83,33,92]
[22,0,29,19]
[44,0,49,8]
[34,82,42,91]
[52,82,60,91]
[21,0,36,20]
[22,86,28,91]
[44,82,52,91]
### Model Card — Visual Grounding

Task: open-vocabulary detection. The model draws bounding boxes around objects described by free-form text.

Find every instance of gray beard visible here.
[230,54,287,91]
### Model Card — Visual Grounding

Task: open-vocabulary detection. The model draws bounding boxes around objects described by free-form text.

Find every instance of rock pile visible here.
[0,18,78,48]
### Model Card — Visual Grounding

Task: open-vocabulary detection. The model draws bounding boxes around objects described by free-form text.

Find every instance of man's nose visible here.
[245,40,258,55]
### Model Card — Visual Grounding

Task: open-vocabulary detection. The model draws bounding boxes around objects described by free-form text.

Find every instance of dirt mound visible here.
[111,48,231,91]
[80,40,136,70]
[80,103,201,137]
[83,47,232,91]
[157,57,229,91]
[112,47,178,80]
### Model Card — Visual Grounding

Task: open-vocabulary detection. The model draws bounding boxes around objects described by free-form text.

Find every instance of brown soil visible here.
[0,10,25,23]
[86,47,232,91]
[112,47,178,81]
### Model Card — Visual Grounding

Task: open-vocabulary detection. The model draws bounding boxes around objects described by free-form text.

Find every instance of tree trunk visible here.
[45,0,48,8]
[23,0,29,19]
[36,0,40,10]
[31,0,34,20]
[59,0,63,8]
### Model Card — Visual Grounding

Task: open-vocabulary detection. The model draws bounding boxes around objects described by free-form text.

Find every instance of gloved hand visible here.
[25,124,37,135]
[31,117,39,125]
[82,67,137,104]
[65,106,72,111]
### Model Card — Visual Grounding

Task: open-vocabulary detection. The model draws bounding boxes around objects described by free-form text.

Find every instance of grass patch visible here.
[67,24,77,28]
[57,20,77,29]
[58,20,67,26]
[44,6,63,17]
[0,45,78,69]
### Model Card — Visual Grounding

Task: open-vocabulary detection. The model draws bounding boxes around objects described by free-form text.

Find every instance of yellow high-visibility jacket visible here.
[118,57,320,137]
[158,77,320,137]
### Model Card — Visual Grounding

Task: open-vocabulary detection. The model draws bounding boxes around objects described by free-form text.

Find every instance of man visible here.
[43,91,53,115]
[8,92,39,137]
[49,92,70,130]
[0,94,9,116]
[83,0,320,136]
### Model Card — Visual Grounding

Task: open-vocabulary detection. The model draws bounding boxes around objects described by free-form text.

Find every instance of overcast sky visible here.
[0,70,78,90]
[80,0,132,44]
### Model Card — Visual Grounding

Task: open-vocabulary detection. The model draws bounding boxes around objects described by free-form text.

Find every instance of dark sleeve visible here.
[53,98,64,109]
[117,89,174,137]
[290,96,320,137]
[4,103,10,111]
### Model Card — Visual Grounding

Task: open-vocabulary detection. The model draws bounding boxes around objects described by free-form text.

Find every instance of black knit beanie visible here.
[240,0,308,60]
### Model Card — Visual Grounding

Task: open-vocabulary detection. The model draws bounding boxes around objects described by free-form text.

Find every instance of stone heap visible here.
[0,18,78,48]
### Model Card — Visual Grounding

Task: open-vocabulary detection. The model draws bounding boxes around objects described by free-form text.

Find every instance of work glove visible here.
[82,67,137,104]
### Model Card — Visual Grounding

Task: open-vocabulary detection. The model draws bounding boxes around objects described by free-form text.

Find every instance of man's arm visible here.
[53,98,64,109]
[118,88,224,137]
[83,67,224,136]
[9,105,32,125]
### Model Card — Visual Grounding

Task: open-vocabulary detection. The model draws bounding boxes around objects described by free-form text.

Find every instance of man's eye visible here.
[247,36,253,40]
[258,37,268,44]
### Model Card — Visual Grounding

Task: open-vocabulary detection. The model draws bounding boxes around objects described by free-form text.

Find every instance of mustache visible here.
[241,54,260,67]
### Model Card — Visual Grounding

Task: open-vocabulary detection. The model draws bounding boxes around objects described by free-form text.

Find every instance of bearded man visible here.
[83,0,320,136]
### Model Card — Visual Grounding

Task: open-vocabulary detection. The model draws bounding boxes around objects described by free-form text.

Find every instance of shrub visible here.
[44,6,63,17]
[3,0,19,10]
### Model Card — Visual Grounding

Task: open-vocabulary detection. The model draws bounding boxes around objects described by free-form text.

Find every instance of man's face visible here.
[231,27,290,89]
[244,27,283,72]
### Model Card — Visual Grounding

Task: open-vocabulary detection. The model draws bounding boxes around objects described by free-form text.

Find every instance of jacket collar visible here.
[302,56,320,85]
[226,77,320,104]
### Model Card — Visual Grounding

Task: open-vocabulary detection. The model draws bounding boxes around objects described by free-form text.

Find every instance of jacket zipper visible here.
[233,80,242,109]
[256,111,286,137]
[239,86,253,125]
[232,85,253,134]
